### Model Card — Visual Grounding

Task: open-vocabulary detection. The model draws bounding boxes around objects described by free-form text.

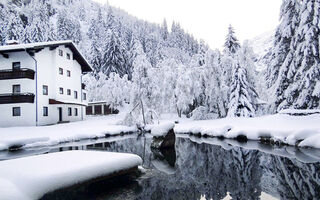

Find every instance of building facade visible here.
[0,41,92,127]
[86,102,119,116]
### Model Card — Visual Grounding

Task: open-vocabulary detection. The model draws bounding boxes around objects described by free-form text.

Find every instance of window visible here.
[83,93,87,100]
[67,70,71,77]
[43,85,48,95]
[59,68,63,75]
[12,85,21,94]
[59,87,64,94]
[66,53,71,60]
[12,62,21,71]
[74,91,78,99]
[68,107,72,116]
[67,89,71,96]
[43,107,48,117]
[74,108,78,116]
[13,107,21,116]
[58,49,63,57]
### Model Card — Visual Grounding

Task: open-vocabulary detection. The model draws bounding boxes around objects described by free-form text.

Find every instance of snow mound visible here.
[0,151,142,200]
[175,113,320,148]
[151,122,175,137]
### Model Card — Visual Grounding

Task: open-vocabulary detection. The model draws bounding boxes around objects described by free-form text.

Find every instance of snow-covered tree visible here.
[266,0,300,89]
[223,25,241,56]
[227,51,259,117]
[101,29,127,76]
[102,73,131,109]
[23,0,55,43]
[278,0,320,110]
[56,9,82,44]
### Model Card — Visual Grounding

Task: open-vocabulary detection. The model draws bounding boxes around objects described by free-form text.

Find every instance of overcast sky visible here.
[92,0,281,49]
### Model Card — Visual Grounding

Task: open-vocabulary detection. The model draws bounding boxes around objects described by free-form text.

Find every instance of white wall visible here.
[0,44,87,127]
[0,104,36,127]
[0,51,35,71]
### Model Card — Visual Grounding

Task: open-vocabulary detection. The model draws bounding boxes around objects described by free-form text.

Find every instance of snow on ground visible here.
[0,114,136,151]
[0,150,142,200]
[1,111,320,150]
[174,113,320,148]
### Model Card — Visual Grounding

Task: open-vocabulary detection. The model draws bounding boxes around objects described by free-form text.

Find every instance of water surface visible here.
[1,135,320,200]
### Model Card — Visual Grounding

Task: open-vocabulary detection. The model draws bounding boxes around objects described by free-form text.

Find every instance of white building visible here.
[0,40,92,127]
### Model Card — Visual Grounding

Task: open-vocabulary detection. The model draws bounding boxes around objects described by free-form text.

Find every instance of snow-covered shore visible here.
[0,151,142,200]
[1,112,320,151]
[174,113,320,148]
[0,115,137,151]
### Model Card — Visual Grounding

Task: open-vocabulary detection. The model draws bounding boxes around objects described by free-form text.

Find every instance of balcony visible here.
[0,93,35,104]
[0,68,35,80]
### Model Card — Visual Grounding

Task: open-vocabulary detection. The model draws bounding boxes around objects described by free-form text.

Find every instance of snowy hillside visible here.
[248,30,274,71]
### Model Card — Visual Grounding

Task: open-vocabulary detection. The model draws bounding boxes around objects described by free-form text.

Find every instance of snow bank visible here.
[175,113,320,148]
[151,122,175,137]
[0,115,137,151]
[0,151,142,200]
[279,109,320,115]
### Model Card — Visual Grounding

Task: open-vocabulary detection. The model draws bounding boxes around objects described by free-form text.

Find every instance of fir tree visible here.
[227,52,258,117]
[279,0,320,110]
[23,0,55,43]
[223,25,241,56]
[266,0,300,89]
[56,10,82,44]
[101,30,127,77]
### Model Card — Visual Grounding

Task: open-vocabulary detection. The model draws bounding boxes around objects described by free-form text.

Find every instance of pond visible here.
[1,134,320,200]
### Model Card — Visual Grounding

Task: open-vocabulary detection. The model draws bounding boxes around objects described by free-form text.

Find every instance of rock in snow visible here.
[0,151,142,200]
[151,122,175,137]
[151,122,176,149]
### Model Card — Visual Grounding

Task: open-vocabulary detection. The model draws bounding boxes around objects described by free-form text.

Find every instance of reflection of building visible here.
[86,101,118,116]
[0,40,92,127]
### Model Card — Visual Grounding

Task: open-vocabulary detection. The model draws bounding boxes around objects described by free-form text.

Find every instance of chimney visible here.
[5,40,19,45]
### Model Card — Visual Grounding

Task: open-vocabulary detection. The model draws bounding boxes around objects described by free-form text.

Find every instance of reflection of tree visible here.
[228,148,262,200]
[106,138,263,200]
[271,156,320,200]
[83,137,320,200]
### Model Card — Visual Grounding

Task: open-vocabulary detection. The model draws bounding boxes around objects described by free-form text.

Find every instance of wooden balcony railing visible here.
[0,68,35,80]
[0,93,35,104]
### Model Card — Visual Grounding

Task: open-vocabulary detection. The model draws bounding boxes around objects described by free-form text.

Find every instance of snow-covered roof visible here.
[0,40,92,73]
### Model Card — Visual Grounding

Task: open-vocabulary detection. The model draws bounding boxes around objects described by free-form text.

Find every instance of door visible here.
[58,107,63,122]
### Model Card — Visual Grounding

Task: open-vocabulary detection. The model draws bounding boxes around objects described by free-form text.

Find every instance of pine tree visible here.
[223,25,241,56]
[279,0,320,110]
[56,10,82,44]
[266,0,300,89]
[23,0,55,43]
[227,52,258,117]
[4,9,25,43]
[101,29,127,76]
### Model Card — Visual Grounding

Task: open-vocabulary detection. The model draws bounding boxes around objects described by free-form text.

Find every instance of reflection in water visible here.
[1,135,320,200]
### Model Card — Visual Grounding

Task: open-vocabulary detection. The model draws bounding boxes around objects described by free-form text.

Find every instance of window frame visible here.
[68,107,72,116]
[83,93,87,101]
[74,91,78,99]
[74,108,78,116]
[43,85,48,95]
[59,87,64,95]
[67,70,71,77]
[43,106,48,117]
[59,68,63,75]
[12,62,21,71]
[12,84,21,94]
[13,107,21,117]
[66,53,71,60]
[67,89,71,96]
[58,49,63,57]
